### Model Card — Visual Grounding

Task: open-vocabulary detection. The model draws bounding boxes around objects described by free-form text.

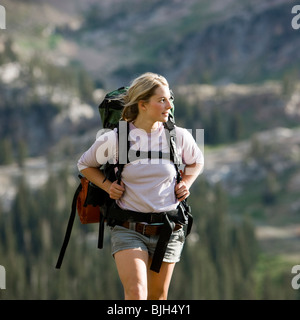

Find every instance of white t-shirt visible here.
[77,122,203,213]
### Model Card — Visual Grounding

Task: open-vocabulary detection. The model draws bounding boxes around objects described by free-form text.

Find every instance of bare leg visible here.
[147,260,176,300]
[114,248,149,300]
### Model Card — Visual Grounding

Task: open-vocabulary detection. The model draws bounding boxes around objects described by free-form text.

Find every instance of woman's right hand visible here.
[109,180,125,200]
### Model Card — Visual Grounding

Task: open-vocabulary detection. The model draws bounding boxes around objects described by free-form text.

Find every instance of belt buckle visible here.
[141,224,147,235]
[128,222,136,231]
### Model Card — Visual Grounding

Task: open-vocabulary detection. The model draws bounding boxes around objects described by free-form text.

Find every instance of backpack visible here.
[55,87,191,271]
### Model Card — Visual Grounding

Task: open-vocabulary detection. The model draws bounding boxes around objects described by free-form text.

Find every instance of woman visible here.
[77,72,203,300]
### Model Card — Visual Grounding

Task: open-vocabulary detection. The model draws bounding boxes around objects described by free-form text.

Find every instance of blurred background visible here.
[0,0,300,299]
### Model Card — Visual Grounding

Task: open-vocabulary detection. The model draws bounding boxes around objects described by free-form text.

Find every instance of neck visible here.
[133,117,159,133]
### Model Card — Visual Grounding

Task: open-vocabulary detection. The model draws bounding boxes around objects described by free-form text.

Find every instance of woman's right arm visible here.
[81,167,125,200]
[78,130,125,200]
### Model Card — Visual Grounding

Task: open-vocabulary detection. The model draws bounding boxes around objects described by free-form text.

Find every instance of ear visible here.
[138,100,147,111]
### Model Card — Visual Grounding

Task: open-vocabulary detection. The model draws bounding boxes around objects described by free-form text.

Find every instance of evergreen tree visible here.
[3,37,18,62]
[229,112,243,142]
[16,139,28,168]
[0,138,14,165]
[208,108,223,145]
[262,171,280,205]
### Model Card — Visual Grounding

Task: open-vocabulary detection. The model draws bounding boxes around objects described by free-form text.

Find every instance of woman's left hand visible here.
[175,181,190,202]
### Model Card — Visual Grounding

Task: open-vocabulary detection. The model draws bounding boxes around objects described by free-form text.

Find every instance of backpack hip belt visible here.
[107,202,192,273]
[107,202,181,225]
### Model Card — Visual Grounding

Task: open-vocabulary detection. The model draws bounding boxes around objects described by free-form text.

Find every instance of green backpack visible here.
[98,86,128,129]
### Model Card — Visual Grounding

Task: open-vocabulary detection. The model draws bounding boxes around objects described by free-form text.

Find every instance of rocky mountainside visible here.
[2,0,298,87]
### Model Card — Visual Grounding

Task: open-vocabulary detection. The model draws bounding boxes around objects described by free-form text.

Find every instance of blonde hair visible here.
[121,72,169,122]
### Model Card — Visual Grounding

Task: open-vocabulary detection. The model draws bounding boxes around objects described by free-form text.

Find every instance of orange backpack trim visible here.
[77,176,101,224]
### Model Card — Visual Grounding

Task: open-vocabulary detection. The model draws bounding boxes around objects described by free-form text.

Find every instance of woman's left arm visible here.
[175,162,203,202]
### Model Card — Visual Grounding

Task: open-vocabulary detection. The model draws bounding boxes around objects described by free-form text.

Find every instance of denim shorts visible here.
[111,225,185,263]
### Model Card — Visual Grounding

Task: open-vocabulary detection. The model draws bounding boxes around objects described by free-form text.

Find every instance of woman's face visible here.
[142,85,173,123]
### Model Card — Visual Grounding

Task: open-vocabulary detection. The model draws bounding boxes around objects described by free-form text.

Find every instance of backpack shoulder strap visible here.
[164,119,194,237]
[101,120,129,184]
[115,120,130,184]
[55,179,82,269]
[163,119,182,183]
